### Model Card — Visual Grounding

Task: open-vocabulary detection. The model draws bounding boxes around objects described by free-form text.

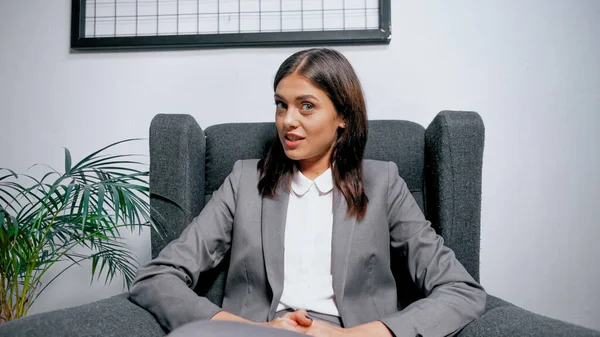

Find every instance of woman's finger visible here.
[276,317,299,328]
[290,309,313,327]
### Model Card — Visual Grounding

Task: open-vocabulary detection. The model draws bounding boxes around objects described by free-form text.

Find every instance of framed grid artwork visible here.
[71,0,391,51]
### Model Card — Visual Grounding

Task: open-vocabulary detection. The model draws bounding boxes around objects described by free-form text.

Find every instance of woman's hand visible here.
[262,316,306,332]
[304,319,347,337]
[281,309,314,328]
[276,310,356,337]
[213,310,305,333]
[284,310,350,337]
[303,319,393,337]
[261,309,313,333]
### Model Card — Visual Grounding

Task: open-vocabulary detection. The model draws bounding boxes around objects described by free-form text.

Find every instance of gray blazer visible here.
[129,159,486,336]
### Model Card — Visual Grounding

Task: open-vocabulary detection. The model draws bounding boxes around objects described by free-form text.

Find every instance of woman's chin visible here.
[283,149,304,161]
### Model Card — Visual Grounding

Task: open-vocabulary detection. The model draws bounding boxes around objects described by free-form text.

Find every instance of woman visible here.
[129,48,486,337]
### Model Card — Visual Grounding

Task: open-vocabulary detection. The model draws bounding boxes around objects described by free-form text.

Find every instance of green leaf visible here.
[70,139,144,171]
[0,211,10,236]
[64,148,72,173]
[63,181,74,206]
[26,163,59,175]
[98,257,108,280]
[110,186,121,226]
[0,168,19,180]
[41,171,60,186]
[81,185,91,230]
[76,156,145,173]
[0,194,19,213]
[70,184,81,215]
[96,184,105,218]
[91,256,98,280]
[10,215,19,237]
[0,139,184,315]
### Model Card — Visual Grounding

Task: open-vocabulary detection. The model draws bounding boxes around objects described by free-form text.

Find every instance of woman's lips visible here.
[284,135,304,149]
[284,138,303,149]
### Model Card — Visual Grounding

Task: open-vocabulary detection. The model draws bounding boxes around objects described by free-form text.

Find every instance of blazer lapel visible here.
[331,191,357,310]
[261,186,289,320]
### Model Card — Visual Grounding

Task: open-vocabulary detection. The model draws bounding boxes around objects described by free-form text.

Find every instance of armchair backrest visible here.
[148,111,484,308]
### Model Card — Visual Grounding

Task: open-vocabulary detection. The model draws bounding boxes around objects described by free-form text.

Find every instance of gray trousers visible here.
[166,310,343,337]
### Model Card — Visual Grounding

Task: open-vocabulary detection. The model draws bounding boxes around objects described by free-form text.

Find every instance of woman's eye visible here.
[275,101,287,109]
[301,103,314,111]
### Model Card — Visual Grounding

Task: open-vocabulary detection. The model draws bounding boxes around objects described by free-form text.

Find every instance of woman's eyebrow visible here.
[274,93,320,101]
[296,95,319,101]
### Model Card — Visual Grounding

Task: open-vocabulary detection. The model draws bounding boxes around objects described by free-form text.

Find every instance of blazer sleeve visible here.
[378,162,486,337]
[128,160,243,332]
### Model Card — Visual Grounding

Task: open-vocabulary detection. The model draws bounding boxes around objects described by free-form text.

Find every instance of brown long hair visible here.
[258,48,369,220]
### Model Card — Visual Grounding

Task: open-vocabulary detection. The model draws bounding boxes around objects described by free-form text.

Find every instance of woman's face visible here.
[274,73,345,167]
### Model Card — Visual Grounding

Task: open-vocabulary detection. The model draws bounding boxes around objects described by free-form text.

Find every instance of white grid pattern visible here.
[84,0,380,37]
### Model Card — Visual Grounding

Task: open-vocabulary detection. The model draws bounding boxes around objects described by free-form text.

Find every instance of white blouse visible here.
[276,167,339,316]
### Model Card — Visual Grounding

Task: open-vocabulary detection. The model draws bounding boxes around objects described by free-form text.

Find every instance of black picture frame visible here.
[70,0,391,51]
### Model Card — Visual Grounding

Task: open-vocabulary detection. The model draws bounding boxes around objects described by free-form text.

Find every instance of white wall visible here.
[1,0,599,331]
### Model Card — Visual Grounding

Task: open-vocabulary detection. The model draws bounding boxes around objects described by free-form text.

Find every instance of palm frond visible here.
[69,139,145,172]
[0,138,179,322]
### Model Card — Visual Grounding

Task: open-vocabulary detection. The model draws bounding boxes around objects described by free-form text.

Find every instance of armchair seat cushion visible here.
[0,293,165,337]
[458,295,600,337]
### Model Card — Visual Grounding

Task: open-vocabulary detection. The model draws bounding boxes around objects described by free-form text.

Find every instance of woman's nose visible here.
[283,108,299,127]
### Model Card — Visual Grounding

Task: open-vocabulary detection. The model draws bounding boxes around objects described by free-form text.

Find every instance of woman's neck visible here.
[298,150,333,180]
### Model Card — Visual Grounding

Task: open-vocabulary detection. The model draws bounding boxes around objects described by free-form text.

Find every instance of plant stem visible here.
[0,272,11,322]
[16,203,61,317]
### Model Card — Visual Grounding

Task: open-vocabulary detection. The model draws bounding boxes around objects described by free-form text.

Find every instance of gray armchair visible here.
[1,111,598,337]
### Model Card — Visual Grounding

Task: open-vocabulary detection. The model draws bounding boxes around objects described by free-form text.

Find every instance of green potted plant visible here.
[0,139,163,323]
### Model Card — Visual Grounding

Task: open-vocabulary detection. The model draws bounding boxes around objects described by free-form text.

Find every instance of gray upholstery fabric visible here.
[149,114,206,258]
[0,293,165,337]
[458,297,600,337]
[149,114,228,308]
[484,294,512,312]
[204,120,425,208]
[424,111,485,282]
[363,120,425,206]
[204,122,277,197]
[167,321,305,337]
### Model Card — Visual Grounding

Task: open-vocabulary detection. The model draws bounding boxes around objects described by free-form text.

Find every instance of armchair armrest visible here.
[0,293,165,337]
[458,295,600,337]
[149,113,206,258]
[424,110,485,282]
